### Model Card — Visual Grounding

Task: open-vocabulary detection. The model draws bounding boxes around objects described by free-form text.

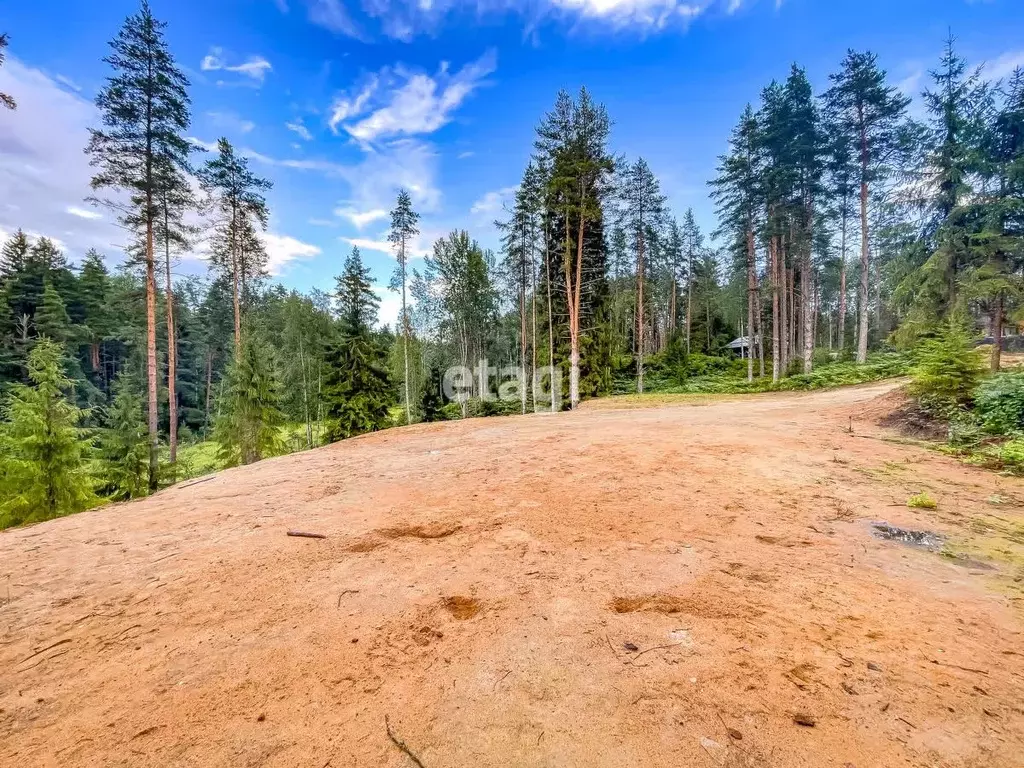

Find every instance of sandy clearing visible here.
[1,381,1023,767]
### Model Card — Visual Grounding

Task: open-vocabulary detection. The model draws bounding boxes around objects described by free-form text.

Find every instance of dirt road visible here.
[2,382,1022,767]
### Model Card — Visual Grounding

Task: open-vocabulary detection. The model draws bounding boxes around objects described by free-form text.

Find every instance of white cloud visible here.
[985,50,1024,82]
[260,232,321,275]
[66,206,102,221]
[306,0,742,39]
[207,111,256,134]
[200,48,273,84]
[897,68,924,97]
[285,118,314,141]
[308,0,364,38]
[54,74,82,93]
[331,51,496,142]
[457,150,474,159]
[374,282,404,329]
[342,235,431,259]
[335,206,389,228]
[470,186,516,215]
[550,0,707,28]
[0,57,127,259]
[329,76,379,132]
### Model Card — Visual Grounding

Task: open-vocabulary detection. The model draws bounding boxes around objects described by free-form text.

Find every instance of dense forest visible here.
[0,5,1022,528]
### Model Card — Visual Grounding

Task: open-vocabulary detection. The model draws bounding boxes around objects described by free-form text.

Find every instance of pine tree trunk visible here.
[802,249,814,374]
[531,236,538,412]
[636,228,645,395]
[838,208,848,353]
[685,248,693,354]
[205,349,213,433]
[668,275,676,338]
[401,242,411,426]
[163,215,178,473]
[545,224,555,413]
[145,217,159,491]
[231,204,242,358]
[746,227,756,382]
[991,295,1003,372]
[520,249,527,414]
[857,116,870,364]
[565,213,584,410]
[771,234,781,383]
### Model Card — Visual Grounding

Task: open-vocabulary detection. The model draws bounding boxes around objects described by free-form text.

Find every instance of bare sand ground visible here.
[1,381,1023,767]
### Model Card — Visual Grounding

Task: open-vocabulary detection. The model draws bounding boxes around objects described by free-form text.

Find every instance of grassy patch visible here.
[651,353,911,396]
[907,492,938,510]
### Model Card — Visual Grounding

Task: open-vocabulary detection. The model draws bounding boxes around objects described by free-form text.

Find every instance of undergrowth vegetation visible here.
[908,321,1024,475]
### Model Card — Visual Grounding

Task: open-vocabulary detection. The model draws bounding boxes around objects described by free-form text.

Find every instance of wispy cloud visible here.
[470,186,516,216]
[207,111,256,134]
[330,50,496,143]
[306,0,750,40]
[261,232,321,274]
[335,206,389,228]
[985,50,1024,82]
[201,47,273,84]
[285,118,314,141]
[308,0,365,39]
[0,57,126,258]
[341,235,431,259]
[66,206,102,221]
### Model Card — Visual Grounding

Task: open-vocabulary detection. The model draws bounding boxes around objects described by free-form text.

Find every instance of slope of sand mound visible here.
[2,380,1023,767]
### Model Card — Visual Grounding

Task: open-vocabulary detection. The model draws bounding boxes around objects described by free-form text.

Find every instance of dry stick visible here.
[179,476,216,489]
[627,641,685,665]
[18,638,71,666]
[287,530,327,539]
[385,715,426,768]
[930,659,989,675]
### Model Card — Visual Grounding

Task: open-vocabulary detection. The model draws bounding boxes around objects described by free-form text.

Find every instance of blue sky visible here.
[2,0,1023,324]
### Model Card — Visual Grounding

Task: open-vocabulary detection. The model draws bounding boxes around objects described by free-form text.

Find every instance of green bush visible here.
[997,439,1024,474]
[658,353,910,395]
[908,320,984,419]
[974,370,1024,435]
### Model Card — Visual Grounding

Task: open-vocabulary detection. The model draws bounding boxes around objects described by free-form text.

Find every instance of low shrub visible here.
[974,370,1024,436]
[908,320,984,419]
[997,439,1024,475]
[907,491,938,509]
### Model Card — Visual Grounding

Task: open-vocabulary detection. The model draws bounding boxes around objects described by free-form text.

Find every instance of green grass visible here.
[650,353,911,396]
[907,492,938,510]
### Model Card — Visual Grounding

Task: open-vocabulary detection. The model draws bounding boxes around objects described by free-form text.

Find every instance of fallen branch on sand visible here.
[627,641,685,665]
[287,530,327,539]
[385,715,426,767]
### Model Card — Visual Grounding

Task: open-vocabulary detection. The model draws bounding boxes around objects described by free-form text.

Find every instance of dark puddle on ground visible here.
[871,523,997,571]
[872,523,944,551]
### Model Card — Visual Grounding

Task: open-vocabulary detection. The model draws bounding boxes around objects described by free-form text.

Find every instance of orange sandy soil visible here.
[2,381,1023,768]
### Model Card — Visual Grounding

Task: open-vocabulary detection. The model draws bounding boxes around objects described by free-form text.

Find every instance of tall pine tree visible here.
[87,0,194,490]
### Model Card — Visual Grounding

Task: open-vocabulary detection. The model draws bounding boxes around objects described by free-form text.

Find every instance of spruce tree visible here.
[213,333,285,466]
[0,339,95,528]
[335,245,379,337]
[101,367,149,500]
[420,366,444,422]
[88,0,194,491]
[35,282,71,343]
[78,251,112,386]
[388,189,420,425]
[323,334,394,442]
